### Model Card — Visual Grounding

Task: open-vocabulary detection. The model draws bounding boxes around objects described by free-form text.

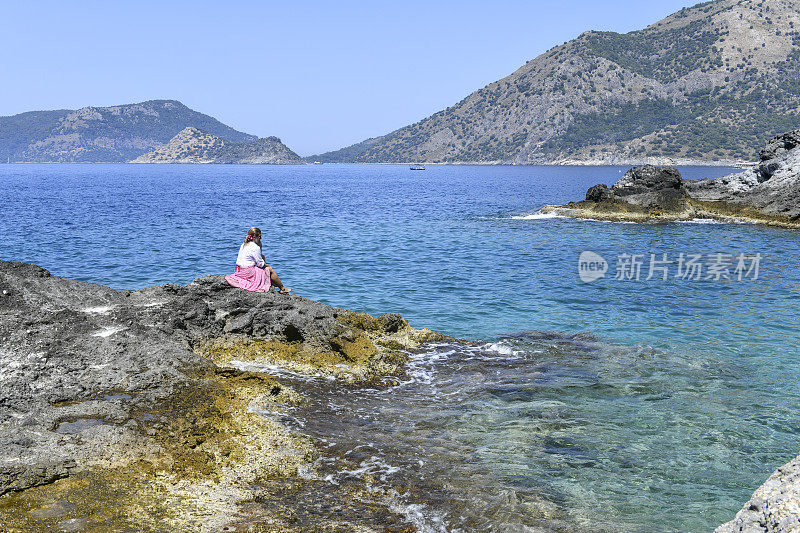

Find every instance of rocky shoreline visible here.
[541,130,800,228]
[2,260,799,531]
[0,261,440,531]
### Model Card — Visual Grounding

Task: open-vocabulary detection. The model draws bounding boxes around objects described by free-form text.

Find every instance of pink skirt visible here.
[225,265,271,293]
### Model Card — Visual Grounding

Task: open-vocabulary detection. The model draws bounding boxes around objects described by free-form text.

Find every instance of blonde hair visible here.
[244,227,261,245]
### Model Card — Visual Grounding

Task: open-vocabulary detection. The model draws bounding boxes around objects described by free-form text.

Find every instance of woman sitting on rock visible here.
[225,227,291,294]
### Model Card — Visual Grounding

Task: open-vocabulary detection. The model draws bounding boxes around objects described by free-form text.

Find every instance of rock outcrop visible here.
[542,129,800,227]
[132,127,303,164]
[686,130,800,220]
[716,454,800,533]
[0,260,437,530]
[584,164,690,210]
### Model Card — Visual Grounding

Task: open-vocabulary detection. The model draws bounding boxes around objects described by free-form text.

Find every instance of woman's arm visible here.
[252,247,266,268]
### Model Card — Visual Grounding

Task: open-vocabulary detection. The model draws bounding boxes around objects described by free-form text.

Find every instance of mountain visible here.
[131,127,303,164]
[313,0,800,164]
[0,100,257,163]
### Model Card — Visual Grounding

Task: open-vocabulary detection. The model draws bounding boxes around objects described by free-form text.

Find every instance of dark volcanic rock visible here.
[585,184,612,202]
[611,165,684,196]
[577,165,690,212]
[549,130,800,225]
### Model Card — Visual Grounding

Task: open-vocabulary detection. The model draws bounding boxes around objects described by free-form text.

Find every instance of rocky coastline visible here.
[0,260,440,531]
[2,260,799,531]
[541,130,800,228]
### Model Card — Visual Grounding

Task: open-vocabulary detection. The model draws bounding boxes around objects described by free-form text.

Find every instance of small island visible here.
[132,127,304,164]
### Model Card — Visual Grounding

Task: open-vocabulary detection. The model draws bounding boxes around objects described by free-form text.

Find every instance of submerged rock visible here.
[542,130,800,226]
[0,260,438,530]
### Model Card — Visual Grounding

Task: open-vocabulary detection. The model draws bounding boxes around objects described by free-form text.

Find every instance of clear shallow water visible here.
[2,163,799,531]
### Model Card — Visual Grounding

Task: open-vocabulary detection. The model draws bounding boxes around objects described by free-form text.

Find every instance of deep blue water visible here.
[2,163,799,532]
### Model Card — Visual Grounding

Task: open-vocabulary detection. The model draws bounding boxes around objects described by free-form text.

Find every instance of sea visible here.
[2,163,799,532]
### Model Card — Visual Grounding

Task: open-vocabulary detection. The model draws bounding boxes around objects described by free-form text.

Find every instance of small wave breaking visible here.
[510,211,566,220]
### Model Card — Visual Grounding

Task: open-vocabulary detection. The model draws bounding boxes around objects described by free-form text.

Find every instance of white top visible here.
[236,242,266,268]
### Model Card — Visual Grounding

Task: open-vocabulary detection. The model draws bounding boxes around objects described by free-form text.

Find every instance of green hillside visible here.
[0,100,256,163]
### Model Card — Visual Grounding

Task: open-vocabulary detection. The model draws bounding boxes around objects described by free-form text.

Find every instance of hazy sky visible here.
[1,1,700,155]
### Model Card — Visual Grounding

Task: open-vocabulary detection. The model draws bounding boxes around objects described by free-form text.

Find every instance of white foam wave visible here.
[481,341,524,358]
[335,456,402,485]
[329,454,450,532]
[484,342,515,355]
[395,348,455,386]
[388,497,449,533]
[511,211,566,220]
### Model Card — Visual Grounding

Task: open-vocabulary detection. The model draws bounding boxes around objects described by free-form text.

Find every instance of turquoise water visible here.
[2,164,799,531]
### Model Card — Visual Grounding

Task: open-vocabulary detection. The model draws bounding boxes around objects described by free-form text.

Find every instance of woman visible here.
[225,227,291,294]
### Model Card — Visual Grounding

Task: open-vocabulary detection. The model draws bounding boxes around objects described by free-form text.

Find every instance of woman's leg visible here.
[266,265,290,293]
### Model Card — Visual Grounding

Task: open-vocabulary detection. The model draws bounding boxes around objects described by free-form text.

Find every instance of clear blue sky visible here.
[1,1,700,156]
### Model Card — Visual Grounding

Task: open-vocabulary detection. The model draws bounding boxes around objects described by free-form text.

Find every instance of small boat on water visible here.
[410,165,426,170]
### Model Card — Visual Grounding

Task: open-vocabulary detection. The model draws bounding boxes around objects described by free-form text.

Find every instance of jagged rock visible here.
[686,135,800,220]
[585,184,612,202]
[759,130,800,163]
[755,130,800,183]
[543,130,800,226]
[611,165,683,196]
[562,164,691,215]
